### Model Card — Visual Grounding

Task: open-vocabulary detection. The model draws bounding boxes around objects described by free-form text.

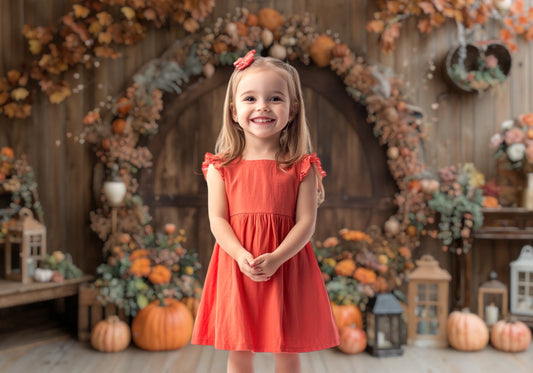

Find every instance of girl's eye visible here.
[271,96,283,102]
[244,96,255,102]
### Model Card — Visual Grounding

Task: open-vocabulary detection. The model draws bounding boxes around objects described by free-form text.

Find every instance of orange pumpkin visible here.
[1,146,14,158]
[309,34,336,68]
[115,97,132,117]
[334,259,356,277]
[132,298,194,351]
[482,196,500,208]
[148,265,172,285]
[331,303,363,330]
[182,296,200,319]
[257,8,284,31]
[112,118,127,134]
[90,315,131,352]
[338,325,367,354]
[245,14,259,27]
[447,310,489,351]
[490,319,532,352]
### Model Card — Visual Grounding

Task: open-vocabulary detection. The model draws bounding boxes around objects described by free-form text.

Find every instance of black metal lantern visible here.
[365,293,404,357]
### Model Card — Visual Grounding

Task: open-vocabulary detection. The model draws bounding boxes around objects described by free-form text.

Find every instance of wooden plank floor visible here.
[1,328,533,373]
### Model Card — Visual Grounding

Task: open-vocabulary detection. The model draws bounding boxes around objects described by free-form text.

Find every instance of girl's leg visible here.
[273,353,301,373]
[227,351,255,373]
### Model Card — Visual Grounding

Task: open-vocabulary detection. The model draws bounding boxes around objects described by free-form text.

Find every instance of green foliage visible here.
[42,252,83,279]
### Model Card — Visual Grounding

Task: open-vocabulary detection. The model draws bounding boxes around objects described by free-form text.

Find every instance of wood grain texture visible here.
[0,0,532,308]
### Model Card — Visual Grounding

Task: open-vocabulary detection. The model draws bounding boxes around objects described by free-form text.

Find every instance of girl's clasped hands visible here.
[237,250,281,282]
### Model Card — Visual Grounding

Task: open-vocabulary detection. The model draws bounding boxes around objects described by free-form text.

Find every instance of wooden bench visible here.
[0,274,93,309]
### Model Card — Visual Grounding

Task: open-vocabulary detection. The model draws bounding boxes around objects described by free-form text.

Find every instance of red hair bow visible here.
[233,50,256,70]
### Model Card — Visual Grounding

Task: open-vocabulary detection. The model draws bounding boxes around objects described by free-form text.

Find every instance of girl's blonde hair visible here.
[214,56,325,203]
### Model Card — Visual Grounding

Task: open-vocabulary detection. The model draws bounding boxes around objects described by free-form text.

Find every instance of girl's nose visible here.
[256,100,269,111]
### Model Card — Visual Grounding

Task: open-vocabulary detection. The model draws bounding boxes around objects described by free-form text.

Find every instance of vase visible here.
[522,173,533,210]
[103,180,127,207]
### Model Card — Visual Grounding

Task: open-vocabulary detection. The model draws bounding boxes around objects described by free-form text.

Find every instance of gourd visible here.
[131,298,194,351]
[309,34,336,68]
[90,316,131,352]
[490,319,532,352]
[331,303,363,330]
[338,325,367,354]
[33,268,53,282]
[447,310,489,351]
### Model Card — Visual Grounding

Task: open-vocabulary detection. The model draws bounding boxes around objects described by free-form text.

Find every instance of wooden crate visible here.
[77,283,128,342]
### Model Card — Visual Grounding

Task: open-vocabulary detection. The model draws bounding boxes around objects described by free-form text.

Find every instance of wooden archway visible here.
[138,64,397,272]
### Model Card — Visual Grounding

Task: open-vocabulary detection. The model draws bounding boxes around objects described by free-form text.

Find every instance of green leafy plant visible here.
[42,251,83,279]
[427,164,485,254]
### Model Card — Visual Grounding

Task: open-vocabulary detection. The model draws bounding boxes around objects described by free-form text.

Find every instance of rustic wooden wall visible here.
[1,0,533,311]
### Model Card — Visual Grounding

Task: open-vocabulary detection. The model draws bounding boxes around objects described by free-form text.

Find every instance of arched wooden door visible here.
[138,65,397,275]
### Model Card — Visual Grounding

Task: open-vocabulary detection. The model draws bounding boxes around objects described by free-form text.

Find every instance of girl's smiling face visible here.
[232,67,294,143]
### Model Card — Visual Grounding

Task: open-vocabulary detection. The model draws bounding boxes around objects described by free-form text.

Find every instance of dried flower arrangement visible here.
[367,0,533,54]
[0,0,214,118]
[0,146,44,239]
[314,227,414,310]
[94,225,202,316]
[490,112,533,171]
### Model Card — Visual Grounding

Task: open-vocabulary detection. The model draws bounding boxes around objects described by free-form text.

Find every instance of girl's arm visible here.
[206,164,269,282]
[251,168,318,277]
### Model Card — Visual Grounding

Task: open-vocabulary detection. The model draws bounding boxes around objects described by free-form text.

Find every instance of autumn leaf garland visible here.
[0,0,214,119]
[367,0,533,54]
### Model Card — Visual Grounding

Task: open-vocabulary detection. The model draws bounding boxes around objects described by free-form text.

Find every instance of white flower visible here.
[490,133,503,149]
[501,119,514,130]
[507,143,526,162]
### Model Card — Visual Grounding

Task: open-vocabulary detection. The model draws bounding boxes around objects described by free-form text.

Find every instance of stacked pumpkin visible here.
[447,309,532,353]
[90,298,195,352]
[329,259,367,354]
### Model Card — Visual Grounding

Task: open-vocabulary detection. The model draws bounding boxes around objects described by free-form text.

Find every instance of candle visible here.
[485,303,499,325]
[377,331,386,347]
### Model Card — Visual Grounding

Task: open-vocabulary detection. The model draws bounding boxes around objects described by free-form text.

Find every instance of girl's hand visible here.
[237,251,271,282]
[250,253,282,278]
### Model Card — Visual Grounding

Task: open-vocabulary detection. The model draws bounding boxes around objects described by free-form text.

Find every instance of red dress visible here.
[191,153,340,352]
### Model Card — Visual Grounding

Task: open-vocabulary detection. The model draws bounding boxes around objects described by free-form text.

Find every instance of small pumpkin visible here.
[490,319,532,352]
[1,146,14,158]
[257,8,284,31]
[112,118,127,135]
[383,217,401,236]
[131,298,194,351]
[182,296,200,319]
[91,315,131,352]
[447,309,489,351]
[331,303,363,330]
[338,325,367,354]
[115,97,132,117]
[309,34,336,68]
[334,259,356,277]
[482,196,500,208]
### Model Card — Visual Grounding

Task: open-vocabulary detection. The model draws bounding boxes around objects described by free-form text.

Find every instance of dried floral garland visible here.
[367,0,533,54]
[0,0,214,119]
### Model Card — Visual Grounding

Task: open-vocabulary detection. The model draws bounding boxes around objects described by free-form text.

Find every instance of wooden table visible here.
[0,274,93,309]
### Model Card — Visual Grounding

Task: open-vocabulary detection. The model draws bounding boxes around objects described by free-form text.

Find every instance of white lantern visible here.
[510,245,533,316]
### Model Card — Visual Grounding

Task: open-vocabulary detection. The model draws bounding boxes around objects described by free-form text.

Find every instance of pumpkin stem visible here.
[157,293,166,307]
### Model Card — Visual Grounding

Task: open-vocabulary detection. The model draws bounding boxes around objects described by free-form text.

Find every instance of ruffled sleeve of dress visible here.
[202,152,224,180]
[299,153,327,182]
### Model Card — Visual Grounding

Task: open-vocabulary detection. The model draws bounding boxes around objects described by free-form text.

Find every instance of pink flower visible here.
[490,133,504,149]
[485,55,499,69]
[526,144,533,164]
[505,127,526,145]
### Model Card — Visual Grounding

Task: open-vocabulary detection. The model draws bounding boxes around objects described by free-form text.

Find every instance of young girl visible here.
[191,50,340,373]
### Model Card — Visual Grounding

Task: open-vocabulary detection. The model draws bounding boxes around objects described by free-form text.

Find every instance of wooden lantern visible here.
[510,245,533,316]
[477,270,508,326]
[407,255,451,347]
[3,208,46,283]
[365,293,404,357]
